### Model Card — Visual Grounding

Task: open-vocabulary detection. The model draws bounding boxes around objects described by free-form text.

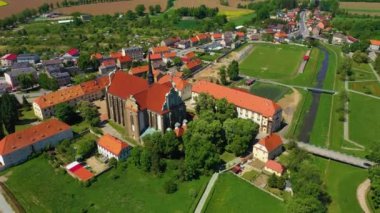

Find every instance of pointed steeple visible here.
[147,53,154,85]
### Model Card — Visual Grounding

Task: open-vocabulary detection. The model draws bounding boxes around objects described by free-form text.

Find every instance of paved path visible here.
[194,173,219,213]
[0,187,15,213]
[357,179,371,213]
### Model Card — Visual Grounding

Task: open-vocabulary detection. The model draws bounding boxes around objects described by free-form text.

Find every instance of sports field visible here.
[340,2,380,16]
[204,173,285,213]
[2,156,208,212]
[0,0,7,6]
[349,92,380,148]
[240,44,307,80]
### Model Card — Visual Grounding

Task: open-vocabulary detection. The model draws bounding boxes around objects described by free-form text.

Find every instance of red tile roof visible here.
[185,51,196,59]
[190,37,199,43]
[130,65,149,75]
[0,119,71,155]
[265,160,285,174]
[163,52,177,59]
[347,36,358,43]
[150,53,162,60]
[186,58,202,70]
[108,71,148,99]
[69,164,94,181]
[158,74,189,91]
[152,46,170,54]
[117,55,132,63]
[236,31,245,37]
[258,134,283,152]
[212,33,222,39]
[101,60,116,67]
[97,134,129,156]
[1,53,17,61]
[67,48,79,56]
[192,81,281,117]
[91,53,103,60]
[197,33,209,41]
[370,40,380,46]
[110,52,123,59]
[133,83,171,114]
[274,31,288,38]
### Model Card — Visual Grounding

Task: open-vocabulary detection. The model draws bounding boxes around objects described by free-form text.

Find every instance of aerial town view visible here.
[0,0,379,212]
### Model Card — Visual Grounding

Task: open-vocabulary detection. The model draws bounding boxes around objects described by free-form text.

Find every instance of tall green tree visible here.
[375,56,380,75]
[17,73,36,89]
[135,4,146,16]
[227,60,239,81]
[219,66,227,85]
[1,93,19,134]
[223,118,258,156]
[77,101,100,126]
[54,103,77,124]
[38,73,59,91]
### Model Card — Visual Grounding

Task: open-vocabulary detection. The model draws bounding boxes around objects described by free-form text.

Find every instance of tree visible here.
[108,157,118,168]
[352,51,368,64]
[17,73,36,89]
[126,10,137,21]
[215,99,236,122]
[223,118,258,156]
[149,5,155,15]
[76,138,96,159]
[219,66,227,85]
[135,4,146,16]
[227,60,239,81]
[54,103,77,124]
[77,101,100,126]
[286,197,327,213]
[367,143,380,163]
[163,180,177,194]
[268,174,278,188]
[155,4,161,13]
[38,73,59,91]
[1,93,19,134]
[375,55,380,74]
[173,57,182,67]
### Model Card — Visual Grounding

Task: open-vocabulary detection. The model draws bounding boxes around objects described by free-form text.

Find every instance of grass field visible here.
[2,156,208,212]
[340,2,380,16]
[250,82,291,101]
[349,81,380,96]
[204,173,285,213]
[349,92,380,148]
[219,9,256,25]
[0,0,7,7]
[15,108,38,131]
[240,44,307,80]
[175,19,200,30]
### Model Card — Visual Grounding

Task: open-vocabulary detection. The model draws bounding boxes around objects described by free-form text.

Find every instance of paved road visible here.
[0,187,15,213]
[194,173,219,213]
[357,179,371,213]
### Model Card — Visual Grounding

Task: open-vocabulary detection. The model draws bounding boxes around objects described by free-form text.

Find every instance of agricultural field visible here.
[55,0,167,16]
[0,0,7,7]
[240,44,308,80]
[204,173,285,213]
[1,156,209,212]
[339,2,380,16]
[349,92,380,148]
[174,0,251,11]
[250,82,291,101]
[0,0,61,18]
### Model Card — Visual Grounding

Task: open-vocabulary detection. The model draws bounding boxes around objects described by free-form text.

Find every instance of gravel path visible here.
[194,173,219,213]
[357,179,371,213]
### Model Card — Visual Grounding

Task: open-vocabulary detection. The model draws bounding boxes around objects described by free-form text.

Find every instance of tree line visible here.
[175,5,219,19]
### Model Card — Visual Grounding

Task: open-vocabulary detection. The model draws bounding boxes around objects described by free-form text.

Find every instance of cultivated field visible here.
[55,0,167,15]
[1,156,208,212]
[0,0,7,7]
[0,0,61,18]
[174,0,251,11]
[204,173,285,212]
[240,44,307,80]
[340,2,380,16]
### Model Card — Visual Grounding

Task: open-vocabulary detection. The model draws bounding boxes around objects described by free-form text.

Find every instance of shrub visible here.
[163,180,178,194]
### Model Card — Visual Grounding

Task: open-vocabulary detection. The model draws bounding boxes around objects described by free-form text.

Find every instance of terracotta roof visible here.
[110,52,123,59]
[91,53,103,60]
[101,60,116,67]
[258,134,283,152]
[163,52,177,59]
[236,31,245,37]
[347,36,358,43]
[274,31,288,38]
[197,33,209,40]
[152,46,170,54]
[150,53,162,60]
[1,53,17,61]
[190,37,199,43]
[158,74,189,90]
[370,40,380,46]
[67,48,79,56]
[186,58,202,70]
[192,81,281,117]
[117,55,132,63]
[130,65,149,75]
[0,119,71,155]
[265,160,285,174]
[185,51,196,59]
[133,83,171,114]
[97,134,129,156]
[108,71,148,99]
[68,164,94,181]
[212,33,222,39]
[34,76,109,109]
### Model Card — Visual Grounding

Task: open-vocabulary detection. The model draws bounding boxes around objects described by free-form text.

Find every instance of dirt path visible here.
[357,179,371,213]
[277,88,301,136]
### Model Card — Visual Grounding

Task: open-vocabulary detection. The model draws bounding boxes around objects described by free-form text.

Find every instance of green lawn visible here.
[349,81,380,96]
[250,82,291,101]
[15,108,38,131]
[349,92,380,148]
[204,173,285,213]
[198,53,222,62]
[220,152,236,163]
[229,13,256,25]
[240,44,307,80]
[175,20,200,30]
[2,156,209,212]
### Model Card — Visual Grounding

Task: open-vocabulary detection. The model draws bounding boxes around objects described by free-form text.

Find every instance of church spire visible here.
[147,53,154,85]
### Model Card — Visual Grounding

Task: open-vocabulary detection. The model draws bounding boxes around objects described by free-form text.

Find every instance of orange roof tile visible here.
[185,51,196,59]
[118,55,132,63]
[152,46,170,54]
[97,134,129,156]
[0,119,71,155]
[192,81,281,117]
[190,37,199,43]
[91,53,103,60]
[158,74,189,91]
[130,65,149,75]
[109,71,149,99]
[212,33,222,39]
[186,58,202,70]
[274,31,288,38]
[265,160,285,174]
[370,40,380,46]
[197,33,209,40]
[163,52,177,59]
[258,134,283,152]
[110,52,123,59]
[72,166,94,181]
[236,31,245,37]
[150,53,162,60]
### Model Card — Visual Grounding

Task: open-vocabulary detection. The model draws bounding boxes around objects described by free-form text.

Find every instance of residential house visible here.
[151,46,170,55]
[332,33,346,45]
[4,63,37,89]
[196,33,211,44]
[235,31,246,40]
[17,54,40,64]
[99,59,117,75]
[192,81,283,134]
[211,33,222,41]
[264,160,285,176]
[62,48,79,62]
[190,37,199,47]
[106,71,186,141]
[50,72,71,86]
[161,37,181,47]
[163,52,177,64]
[274,32,288,43]
[158,72,192,100]
[116,55,132,70]
[181,52,196,63]
[42,60,71,86]
[33,76,109,120]
[1,54,17,67]
[186,58,202,72]
[91,53,103,61]
[0,119,73,170]
[177,40,191,49]
[122,46,144,61]
[252,134,283,162]
[221,38,233,48]
[370,40,380,52]
[346,36,358,44]
[150,53,162,62]
[110,52,123,60]
[129,65,161,81]
[97,134,131,160]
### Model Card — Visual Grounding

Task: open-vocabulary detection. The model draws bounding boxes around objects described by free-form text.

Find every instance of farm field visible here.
[349,92,380,149]
[0,0,61,18]
[204,173,285,213]
[55,0,167,16]
[0,0,7,7]
[240,44,307,80]
[349,81,380,96]
[174,0,251,11]
[250,82,291,101]
[2,156,209,212]
[340,2,380,16]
